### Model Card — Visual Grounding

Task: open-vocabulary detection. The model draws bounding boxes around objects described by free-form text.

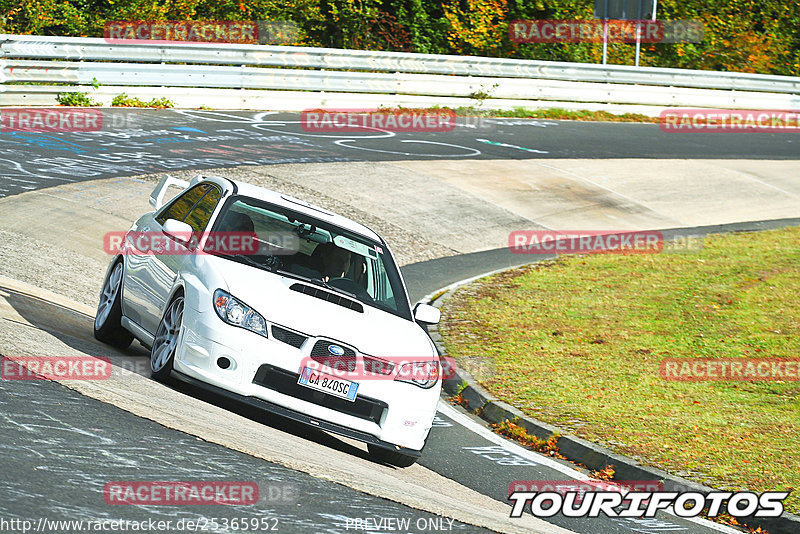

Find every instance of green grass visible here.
[440,227,800,514]
[451,105,658,123]
[375,105,657,123]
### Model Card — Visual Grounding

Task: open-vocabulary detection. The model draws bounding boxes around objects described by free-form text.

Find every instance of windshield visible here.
[209,196,411,320]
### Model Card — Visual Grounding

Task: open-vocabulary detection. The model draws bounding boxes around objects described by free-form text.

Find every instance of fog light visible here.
[217,357,231,370]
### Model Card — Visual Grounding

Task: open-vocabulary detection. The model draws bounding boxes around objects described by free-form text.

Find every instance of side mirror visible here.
[162,218,194,245]
[414,303,441,325]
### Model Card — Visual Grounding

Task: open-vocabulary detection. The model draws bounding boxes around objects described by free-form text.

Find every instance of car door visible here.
[126,183,221,335]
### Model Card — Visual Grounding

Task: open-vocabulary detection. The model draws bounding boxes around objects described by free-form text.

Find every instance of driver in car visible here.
[310,242,351,282]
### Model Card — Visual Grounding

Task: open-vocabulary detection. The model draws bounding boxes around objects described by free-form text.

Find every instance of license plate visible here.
[297,367,359,402]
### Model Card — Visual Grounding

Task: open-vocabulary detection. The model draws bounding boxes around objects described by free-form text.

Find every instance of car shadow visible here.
[1,284,377,465]
[0,285,150,364]
[169,376,372,462]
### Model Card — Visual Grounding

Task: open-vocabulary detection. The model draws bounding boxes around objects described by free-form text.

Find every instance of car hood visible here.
[213,258,432,357]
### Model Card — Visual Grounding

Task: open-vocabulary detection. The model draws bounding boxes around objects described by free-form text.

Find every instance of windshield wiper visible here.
[281,272,360,300]
[228,253,272,271]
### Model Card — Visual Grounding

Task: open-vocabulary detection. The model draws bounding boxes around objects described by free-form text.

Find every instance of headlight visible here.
[213,289,268,338]
[394,360,440,389]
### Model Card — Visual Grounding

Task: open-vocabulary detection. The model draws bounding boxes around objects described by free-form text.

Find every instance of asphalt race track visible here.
[0,378,490,533]
[1,109,798,199]
[2,109,798,534]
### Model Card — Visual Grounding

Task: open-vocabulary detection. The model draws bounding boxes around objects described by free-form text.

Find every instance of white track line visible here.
[437,403,743,533]
[437,402,589,479]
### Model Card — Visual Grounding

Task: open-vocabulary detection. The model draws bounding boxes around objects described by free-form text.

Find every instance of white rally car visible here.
[94,174,442,466]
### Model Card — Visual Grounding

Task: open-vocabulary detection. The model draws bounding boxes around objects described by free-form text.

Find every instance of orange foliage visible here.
[442,0,508,55]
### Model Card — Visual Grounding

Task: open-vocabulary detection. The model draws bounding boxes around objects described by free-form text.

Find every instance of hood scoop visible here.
[289,283,364,313]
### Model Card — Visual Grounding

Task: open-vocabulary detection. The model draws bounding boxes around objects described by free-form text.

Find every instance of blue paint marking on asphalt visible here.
[173,126,207,133]
[4,132,99,154]
[476,138,548,154]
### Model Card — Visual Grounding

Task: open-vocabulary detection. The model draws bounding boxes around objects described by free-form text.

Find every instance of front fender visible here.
[174,254,229,316]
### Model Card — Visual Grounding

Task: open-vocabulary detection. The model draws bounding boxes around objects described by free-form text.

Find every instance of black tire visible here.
[367,444,418,467]
[150,294,184,382]
[94,260,134,349]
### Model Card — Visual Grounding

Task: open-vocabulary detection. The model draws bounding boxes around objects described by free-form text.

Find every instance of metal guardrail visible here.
[4,34,800,94]
[1,34,799,109]
[3,59,798,110]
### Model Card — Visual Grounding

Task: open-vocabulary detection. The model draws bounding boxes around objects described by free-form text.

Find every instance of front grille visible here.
[271,325,307,349]
[253,364,387,425]
[289,283,364,313]
[310,340,356,372]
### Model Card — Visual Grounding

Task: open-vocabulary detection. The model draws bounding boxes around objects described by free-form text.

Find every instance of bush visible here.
[56,91,99,107]
[147,97,175,109]
[111,93,146,107]
[112,93,175,108]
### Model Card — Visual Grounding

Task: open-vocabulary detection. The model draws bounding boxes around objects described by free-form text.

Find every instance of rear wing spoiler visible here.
[149,174,203,210]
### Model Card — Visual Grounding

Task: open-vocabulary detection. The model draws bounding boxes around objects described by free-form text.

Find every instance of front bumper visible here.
[172,307,439,451]
[170,369,422,457]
